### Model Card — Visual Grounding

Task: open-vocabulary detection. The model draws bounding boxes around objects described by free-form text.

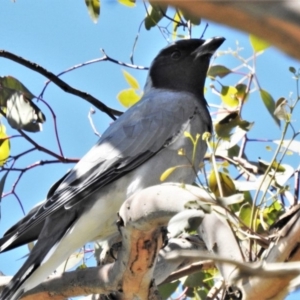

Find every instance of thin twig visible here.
[294,167,299,205]
[0,108,76,162]
[100,49,148,71]
[38,97,64,157]
[18,129,78,162]
[130,19,145,65]
[161,261,214,284]
[88,108,101,137]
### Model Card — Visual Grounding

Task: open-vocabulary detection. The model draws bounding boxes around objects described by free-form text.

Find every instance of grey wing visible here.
[0,171,71,252]
[0,91,199,251]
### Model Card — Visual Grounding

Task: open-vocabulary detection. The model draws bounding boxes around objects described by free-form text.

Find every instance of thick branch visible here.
[3,184,299,299]
[0,50,121,120]
[0,184,211,299]
[0,236,207,300]
[193,206,300,299]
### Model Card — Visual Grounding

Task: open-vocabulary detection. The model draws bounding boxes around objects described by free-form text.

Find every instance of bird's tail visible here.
[0,212,77,300]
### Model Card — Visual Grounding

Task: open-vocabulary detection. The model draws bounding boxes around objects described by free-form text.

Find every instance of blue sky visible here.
[0,1,300,299]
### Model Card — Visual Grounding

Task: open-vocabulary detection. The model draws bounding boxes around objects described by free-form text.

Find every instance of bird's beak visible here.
[193,36,225,57]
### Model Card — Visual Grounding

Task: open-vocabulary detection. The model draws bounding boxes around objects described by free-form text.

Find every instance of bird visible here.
[0,36,225,300]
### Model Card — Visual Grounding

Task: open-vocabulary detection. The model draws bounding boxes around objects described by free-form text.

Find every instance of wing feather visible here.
[0,90,205,252]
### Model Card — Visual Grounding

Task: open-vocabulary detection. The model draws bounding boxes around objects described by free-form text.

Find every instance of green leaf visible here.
[214,112,239,139]
[207,65,231,79]
[220,86,239,107]
[258,159,285,173]
[0,76,34,105]
[214,112,252,139]
[0,125,10,166]
[117,88,141,108]
[122,70,140,90]
[85,0,100,23]
[194,289,209,300]
[183,271,206,288]
[289,66,296,74]
[235,83,248,102]
[158,281,180,299]
[227,145,240,158]
[249,34,270,52]
[145,4,167,30]
[118,0,135,7]
[259,89,280,126]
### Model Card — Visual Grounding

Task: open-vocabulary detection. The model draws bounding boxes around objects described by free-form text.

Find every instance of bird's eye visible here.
[171,50,181,60]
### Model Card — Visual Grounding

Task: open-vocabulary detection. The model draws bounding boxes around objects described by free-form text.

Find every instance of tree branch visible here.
[0,184,212,299]
[0,50,121,120]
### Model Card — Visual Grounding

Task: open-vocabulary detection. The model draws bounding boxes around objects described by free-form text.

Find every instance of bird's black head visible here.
[148,37,225,100]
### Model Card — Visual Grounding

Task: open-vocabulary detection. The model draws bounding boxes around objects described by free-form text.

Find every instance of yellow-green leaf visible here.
[0,125,10,166]
[85,0,100,23]
[249,34,270,52]
[118,0,135,7]
[221,86,239,107]
[172,11,181,39]
[117,88,141,108]
[160,166,181,181]
[122,70,140,90]
[263,201,283,225]
[259,89,280,126]
[238,204,252,227]
[208,171,236,197]
[77,263,88,270]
